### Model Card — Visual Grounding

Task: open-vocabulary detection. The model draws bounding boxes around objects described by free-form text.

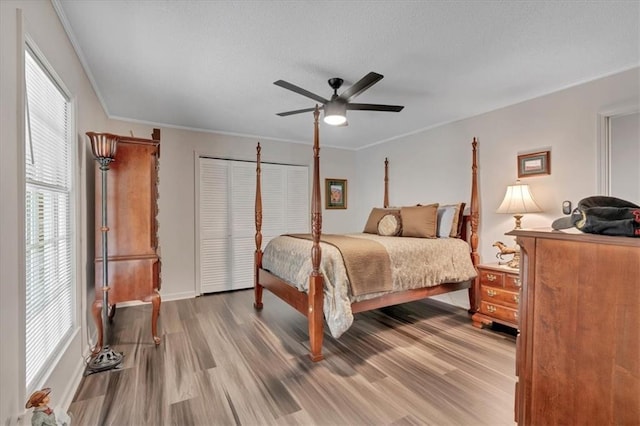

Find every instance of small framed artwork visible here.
[325,178,347,209]
[518,151,551,178]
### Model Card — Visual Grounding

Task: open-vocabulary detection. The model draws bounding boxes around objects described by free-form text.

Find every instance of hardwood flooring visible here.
[69,290,516,425]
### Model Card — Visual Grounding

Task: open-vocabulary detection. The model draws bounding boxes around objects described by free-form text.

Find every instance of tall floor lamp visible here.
[86,132,124,373]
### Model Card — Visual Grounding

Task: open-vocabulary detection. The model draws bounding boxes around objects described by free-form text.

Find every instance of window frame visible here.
[22,37,79,394]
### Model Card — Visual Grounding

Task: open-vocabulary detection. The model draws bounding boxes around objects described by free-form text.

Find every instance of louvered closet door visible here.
[199,159,230,293]
[198,157,309,294]
[260,164,310,247]
[286,165,310,233]
[230,162,257,291]
[261,164,285,254]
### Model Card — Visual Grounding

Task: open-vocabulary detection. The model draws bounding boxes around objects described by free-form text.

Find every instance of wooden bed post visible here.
[308,106,324,362]
[384,157,389,208]
[254,142,264,310]
[468,137,479,313]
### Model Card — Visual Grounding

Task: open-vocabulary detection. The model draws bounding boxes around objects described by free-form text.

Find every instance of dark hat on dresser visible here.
[551,196,640,237]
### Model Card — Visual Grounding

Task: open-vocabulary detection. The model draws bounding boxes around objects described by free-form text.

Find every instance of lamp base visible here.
[513,214,523,229]
[85,346,124,375]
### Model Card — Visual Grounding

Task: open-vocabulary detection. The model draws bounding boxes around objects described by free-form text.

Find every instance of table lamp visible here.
[496,180,542,268]
[497,180,542,229]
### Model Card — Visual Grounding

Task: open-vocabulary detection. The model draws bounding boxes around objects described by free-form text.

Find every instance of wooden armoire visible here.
[92,129,161,351]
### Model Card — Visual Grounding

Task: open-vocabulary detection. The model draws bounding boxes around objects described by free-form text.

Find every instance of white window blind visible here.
[24,47,74,390]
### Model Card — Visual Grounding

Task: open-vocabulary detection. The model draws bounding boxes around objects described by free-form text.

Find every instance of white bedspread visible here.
[261,233,477,338]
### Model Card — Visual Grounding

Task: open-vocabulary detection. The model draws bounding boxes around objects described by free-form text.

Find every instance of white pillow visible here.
[437,205,458,238]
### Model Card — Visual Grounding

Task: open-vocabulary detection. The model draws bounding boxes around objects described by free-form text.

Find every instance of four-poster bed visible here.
[254,107,480,361]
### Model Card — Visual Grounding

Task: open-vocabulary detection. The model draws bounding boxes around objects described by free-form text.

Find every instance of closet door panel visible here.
[286,166,310,233]
[199,159,230,293]
[232,237,255,290]
[229,163,258,290]
[261,164,285,236]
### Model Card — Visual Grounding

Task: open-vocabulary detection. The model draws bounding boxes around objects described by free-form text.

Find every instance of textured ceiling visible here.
[54,1,639,150]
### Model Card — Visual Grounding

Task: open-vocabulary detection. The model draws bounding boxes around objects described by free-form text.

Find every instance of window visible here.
[24,46,75,390]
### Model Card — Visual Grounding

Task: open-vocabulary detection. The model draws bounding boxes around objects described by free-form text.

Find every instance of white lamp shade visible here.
[497,181,542,214]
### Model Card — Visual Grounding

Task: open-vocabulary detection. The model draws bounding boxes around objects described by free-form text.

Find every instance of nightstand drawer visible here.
[479,269,505,287]
[480,284,519,308]
[480,301,518,324]
[505,274,521,289]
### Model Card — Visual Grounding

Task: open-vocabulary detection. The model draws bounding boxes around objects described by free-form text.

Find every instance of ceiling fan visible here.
[274,72,404,125]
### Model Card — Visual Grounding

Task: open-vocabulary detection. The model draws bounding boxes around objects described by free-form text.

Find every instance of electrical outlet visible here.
[562,200,572,215]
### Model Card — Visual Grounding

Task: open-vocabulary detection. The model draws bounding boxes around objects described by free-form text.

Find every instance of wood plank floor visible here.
[69,290,516,425]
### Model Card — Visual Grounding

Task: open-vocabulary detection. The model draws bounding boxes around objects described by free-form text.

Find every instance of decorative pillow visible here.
[437,202,466,238]
[364,207,400,234]
[437,205,458,238]
[400,203,439,238]
[377,213,402,236]
[451,202,466,238]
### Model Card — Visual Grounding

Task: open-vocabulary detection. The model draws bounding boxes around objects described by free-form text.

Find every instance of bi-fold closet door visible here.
[198,157,309,294]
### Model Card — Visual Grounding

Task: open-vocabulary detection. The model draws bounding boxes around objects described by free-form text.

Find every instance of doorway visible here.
[598,107,640,201]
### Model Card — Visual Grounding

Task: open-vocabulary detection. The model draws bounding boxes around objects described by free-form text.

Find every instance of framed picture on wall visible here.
[518,151,551,178]
[325,178,347,209]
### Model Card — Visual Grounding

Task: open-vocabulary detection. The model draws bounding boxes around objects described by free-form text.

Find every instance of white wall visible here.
[356,67,639,307]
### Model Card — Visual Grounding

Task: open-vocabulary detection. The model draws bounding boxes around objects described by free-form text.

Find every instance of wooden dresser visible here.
[93,129,161,350]
[472,263,520,330]
[509,229,639,425]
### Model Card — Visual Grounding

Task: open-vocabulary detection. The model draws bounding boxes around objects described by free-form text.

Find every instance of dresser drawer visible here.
[479,301,518,325]
[480,284,519,308]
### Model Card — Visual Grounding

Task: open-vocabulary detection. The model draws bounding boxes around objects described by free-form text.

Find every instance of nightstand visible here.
[471,263,520,330]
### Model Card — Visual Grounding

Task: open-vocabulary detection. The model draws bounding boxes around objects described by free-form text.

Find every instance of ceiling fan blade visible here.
[347,103,404,112]
[339,72,384,102]
[276,106,320,117]
[274,80,328,104]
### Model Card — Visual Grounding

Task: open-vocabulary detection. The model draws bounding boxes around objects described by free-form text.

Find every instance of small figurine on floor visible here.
[25,388,70,426]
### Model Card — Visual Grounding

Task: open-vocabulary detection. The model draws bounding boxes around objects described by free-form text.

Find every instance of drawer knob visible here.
[487,289,497,297]
[513,294,519,303]
[487,305,497,313]
[514,277,521,286]
[487,274,497,282]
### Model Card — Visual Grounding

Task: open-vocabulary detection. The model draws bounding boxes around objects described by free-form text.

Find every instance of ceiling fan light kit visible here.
[275,72,404,126]
[323,101,347,125]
